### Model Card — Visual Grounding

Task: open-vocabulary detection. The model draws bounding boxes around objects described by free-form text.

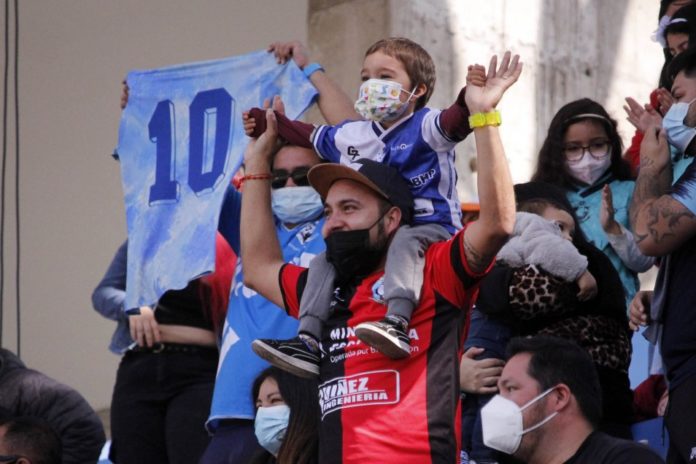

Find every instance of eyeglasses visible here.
[271,166,311,189]
[563,141,610,163]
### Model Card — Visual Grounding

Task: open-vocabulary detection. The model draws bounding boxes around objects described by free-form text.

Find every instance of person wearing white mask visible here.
[532,99,654,309]
[482,335,663,464]
[249,366,319,464]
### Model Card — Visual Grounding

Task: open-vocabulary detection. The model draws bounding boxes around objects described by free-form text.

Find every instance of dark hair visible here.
[531,98,631,189]
[517,198,567,217]
[506,336,603,427]
[661,3,696,87]
[668,42,696,85]
[250,367,319,464]
[365,37,436,111]
[0,416,62,464]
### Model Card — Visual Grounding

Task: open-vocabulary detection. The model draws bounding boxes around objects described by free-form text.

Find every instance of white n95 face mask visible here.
[663,98,696,153]
[480,387,558,455]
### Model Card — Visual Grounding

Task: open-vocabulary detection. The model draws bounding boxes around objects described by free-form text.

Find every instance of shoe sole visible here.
[355,323,410,359]
[251,340,320,379]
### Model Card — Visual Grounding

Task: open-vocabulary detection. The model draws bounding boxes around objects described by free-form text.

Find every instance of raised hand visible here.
[268,40,310,69]
[243,96,286,137]
[624,97,662,132]
[655,88,674,116]
[465,51,523,114]
[640,125,670,171]
[244,109,279,167]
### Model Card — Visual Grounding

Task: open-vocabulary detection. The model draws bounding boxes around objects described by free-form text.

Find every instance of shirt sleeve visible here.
[218,184,241,255]
[278,263,309,319]
[671,158,696,215]
[91,241,128,322]
[427,224,495,307]
[311,124,343,163]
[605,223,656,272]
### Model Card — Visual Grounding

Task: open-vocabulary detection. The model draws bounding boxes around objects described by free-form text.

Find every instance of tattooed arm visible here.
[630,126,696,256]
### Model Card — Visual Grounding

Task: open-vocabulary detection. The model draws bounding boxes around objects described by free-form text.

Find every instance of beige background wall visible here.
[0,0,310,410]
[0,0,665,411]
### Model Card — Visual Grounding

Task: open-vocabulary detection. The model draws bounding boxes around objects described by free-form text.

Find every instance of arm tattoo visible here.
[464,234,496,274]
[635,201,695,245]
[630,163,671,231]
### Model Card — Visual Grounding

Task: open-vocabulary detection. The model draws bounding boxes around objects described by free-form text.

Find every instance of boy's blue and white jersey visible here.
[312,108,462,233]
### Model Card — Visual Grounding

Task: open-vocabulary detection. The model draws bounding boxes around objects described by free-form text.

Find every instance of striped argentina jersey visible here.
[312,108,462,234]
[278,226,492,463]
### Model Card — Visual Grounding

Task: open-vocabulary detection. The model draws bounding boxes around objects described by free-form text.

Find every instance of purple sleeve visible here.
[248,108,314,149]
[438,87,472,142]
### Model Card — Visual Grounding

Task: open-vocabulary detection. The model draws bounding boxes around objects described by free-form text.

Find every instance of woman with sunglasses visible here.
[532,99,654,308]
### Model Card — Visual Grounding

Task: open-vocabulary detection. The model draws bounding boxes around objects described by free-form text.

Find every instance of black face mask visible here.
[325,217,388,283]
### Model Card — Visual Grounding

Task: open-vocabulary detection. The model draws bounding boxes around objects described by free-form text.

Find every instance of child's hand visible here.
[244,96,286,138]
[576,270,598,301]
[466,64,486,87]
[655,88,674,116]
[268,40,310,69]
[464,51,523,114]
[600,185,621,235]
[243,111,256,137]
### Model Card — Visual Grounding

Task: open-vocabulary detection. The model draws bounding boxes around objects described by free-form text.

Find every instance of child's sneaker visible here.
[252,336,320,378]
[355,315,411,359]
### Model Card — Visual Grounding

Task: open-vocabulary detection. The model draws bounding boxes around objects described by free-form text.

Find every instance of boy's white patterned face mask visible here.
[354,79,417,123]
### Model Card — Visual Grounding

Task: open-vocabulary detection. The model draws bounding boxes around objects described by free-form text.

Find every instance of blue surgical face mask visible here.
[254,404,290,456]
[271,186,323,225]
[663,98,696,153]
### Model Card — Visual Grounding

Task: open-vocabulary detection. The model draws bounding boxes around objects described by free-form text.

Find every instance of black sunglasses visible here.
[271,166,311,189]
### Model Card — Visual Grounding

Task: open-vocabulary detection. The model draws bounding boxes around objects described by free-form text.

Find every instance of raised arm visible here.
[240,109,286,307]
[268,40,359,124]
[461,52,521,273]
[630,125,696,256]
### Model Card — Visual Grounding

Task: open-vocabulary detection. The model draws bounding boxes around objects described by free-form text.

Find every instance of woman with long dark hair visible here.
[471,181,635,440]
[249,367,319,464]
[532,98,654,308]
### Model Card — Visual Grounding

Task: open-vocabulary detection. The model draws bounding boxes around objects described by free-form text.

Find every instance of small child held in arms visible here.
[460,198,596,464]
[247,37,522,377]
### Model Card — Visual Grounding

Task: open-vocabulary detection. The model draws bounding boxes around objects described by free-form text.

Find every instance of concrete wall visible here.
[0,0,309,410]
[0,0,665,412]
[309,0,663,198]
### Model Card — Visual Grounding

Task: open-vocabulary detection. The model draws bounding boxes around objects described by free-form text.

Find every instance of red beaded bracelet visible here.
[240,173,272,184]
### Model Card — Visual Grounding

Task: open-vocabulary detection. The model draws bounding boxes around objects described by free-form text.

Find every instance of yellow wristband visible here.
[468,110,501,128]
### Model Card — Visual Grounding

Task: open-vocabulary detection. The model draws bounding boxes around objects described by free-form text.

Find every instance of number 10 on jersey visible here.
[147,88,234,204]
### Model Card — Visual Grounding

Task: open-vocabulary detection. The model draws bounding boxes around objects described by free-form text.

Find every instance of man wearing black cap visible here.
[238,58,516,463]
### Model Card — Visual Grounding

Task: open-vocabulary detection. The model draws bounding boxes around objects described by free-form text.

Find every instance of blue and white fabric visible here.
[312,108,462,234]
[208,188,325,430]
[117,50,317,311]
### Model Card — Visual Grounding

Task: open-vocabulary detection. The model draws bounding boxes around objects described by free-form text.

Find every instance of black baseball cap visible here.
[308,159,414,224]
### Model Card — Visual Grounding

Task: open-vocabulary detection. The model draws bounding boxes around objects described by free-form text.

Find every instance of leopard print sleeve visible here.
[508,264,578,320]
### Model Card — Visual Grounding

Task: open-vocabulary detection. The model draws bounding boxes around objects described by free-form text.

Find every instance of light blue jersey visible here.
[312,108,462,233]
[117,51,316,311]
[208,188,325,429]
[567,175,637,306]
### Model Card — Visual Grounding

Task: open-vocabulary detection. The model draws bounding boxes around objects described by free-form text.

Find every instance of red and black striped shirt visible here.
[279,226,491,464]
